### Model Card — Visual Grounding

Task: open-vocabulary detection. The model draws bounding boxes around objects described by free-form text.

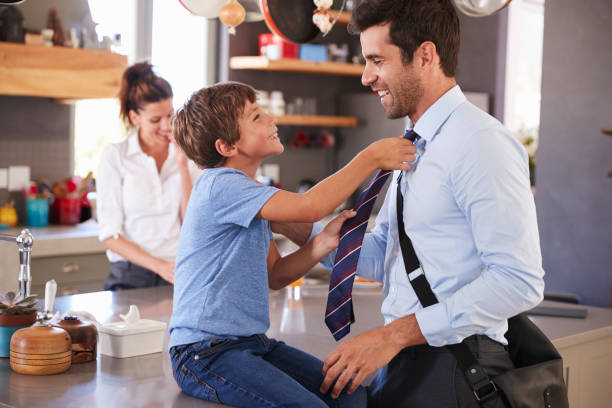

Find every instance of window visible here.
[151,2,210,110]
[503,0,545,184]
[73,0,210,177]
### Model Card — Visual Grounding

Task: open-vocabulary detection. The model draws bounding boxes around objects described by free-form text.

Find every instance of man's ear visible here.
[415,41,438,70]
[215,138,236,157]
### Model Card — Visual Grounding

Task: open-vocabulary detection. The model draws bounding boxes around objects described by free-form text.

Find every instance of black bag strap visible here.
[395,173,506,407]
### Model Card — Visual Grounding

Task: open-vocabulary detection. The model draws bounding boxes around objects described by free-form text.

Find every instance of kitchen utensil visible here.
[453,0,512,17]
[54,316,98,364]
[261,0,319,43]
[179,0,263,22]
[39,280,57,322]
[10,322,71,375]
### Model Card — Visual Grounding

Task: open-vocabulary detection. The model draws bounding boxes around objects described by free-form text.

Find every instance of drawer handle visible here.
[63,262,80,273]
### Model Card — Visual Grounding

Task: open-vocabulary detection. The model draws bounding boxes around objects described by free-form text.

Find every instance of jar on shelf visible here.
[270,91,286,116]
[256,90,270,114]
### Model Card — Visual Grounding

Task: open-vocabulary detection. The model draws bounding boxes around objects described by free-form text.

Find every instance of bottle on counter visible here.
[256,90,270,114]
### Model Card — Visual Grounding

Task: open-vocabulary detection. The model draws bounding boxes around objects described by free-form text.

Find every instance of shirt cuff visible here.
[98,225,123,242]
[415,302,463,347]
[309,222,335,269]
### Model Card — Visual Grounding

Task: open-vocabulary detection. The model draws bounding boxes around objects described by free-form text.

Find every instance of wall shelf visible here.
[0,42,127,99]
[276,114,357,127]
[230,56,364,77]
[328,10,351,26]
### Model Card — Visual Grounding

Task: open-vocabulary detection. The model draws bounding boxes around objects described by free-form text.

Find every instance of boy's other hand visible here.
[366,136,417,171]
[312,210,356,259]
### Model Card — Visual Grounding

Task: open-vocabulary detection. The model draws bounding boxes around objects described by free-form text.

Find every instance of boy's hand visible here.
[311,210,356,259]
[366,136,417,171]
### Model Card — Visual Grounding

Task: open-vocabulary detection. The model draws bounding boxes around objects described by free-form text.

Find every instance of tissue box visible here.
[99,319,166,358]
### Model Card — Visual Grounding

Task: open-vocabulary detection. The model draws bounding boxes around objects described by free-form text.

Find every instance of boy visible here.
[168,82,416,407]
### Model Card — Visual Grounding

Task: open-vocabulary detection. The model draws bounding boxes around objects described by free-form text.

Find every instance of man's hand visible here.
[320,314,426,398]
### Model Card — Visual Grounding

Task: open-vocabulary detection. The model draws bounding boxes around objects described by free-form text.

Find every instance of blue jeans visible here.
[170,334,366,408]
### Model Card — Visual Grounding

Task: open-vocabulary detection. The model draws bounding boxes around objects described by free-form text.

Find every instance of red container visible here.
[51,197,82,225]
[259,33,298,59]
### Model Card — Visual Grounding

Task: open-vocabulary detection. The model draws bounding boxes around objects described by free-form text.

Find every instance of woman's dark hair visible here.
[118,62,173,127]
[172,82,257,169]
[349,0,460,77]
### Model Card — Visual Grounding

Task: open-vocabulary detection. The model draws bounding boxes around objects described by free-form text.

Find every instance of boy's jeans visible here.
[170,334,366,408]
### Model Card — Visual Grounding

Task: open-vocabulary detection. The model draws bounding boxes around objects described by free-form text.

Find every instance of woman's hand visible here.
[311,210,356,259]
[155,259,175,283]
[172,137,189,169]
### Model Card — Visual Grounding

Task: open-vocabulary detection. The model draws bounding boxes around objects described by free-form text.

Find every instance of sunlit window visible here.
[504,0,545,185]
[73,0,210,177]
[152,2,209,110]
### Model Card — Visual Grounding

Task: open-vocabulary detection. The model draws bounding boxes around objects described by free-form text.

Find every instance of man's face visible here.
[361,23,423,119]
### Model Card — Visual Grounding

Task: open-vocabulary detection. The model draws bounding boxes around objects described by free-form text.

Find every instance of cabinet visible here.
[30,253,109,296]
[0,42,127,99]
[557,336,612,407]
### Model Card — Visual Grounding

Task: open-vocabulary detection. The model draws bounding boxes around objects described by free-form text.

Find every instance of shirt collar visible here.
[126,131,176,159]
[126,131,143,157]
[409,85,466,143]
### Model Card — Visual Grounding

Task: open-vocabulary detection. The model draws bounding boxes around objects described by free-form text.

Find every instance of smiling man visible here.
[284,0,545,407]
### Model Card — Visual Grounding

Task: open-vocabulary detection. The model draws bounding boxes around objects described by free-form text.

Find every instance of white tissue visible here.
[119,305,140,324]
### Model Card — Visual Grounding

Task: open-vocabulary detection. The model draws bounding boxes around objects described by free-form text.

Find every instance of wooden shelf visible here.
[602,129,612,136]
[230,56,364,77]
[276,114,357,127]
[0,42,127,99]
[328,10,351,26]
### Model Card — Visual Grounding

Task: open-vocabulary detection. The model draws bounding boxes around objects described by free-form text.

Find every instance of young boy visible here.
[168,82,416,408]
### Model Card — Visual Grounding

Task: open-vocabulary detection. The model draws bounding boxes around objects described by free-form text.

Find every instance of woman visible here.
[96,62,198,290]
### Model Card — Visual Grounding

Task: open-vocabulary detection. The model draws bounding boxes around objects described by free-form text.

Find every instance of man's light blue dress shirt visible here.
[316,85,544,346]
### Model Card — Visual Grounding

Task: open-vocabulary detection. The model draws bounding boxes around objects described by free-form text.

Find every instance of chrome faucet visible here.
[0,229,34,298]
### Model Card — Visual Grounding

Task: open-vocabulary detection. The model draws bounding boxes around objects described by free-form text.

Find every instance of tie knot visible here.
[403,129,419,142]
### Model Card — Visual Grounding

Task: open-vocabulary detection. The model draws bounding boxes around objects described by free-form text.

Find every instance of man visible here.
[274,0,544,406]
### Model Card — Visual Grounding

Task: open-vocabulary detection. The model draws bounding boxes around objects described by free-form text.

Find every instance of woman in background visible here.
[96,62,198,290]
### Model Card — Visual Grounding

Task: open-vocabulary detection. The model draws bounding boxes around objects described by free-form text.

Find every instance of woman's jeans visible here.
[170,334,366,408]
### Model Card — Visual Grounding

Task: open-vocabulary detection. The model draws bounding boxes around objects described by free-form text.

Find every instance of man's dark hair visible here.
[349,0,460,77]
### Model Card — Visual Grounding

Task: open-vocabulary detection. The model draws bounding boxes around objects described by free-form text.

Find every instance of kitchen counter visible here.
[1,285,612,407]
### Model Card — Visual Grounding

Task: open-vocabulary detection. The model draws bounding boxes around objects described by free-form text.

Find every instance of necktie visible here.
[325,129,418,340]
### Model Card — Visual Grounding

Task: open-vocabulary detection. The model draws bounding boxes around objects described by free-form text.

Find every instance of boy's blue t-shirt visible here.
[168,168,279,349]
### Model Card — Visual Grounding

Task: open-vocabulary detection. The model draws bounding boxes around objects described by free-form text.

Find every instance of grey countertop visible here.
[1,284,612,408]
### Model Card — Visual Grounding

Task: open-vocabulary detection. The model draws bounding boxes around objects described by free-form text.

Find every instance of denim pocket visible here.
[194,338,232,359]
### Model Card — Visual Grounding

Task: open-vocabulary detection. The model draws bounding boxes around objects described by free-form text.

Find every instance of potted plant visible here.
[0,291,38,358]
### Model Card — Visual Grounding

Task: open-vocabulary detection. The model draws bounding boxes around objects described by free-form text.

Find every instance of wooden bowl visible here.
[10,324,72,375]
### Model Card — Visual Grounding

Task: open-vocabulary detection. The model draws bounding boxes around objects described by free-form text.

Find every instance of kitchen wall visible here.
[536,0,612,307]
[0,96,73,182]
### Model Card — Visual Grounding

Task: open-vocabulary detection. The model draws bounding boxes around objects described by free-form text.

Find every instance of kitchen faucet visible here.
[0,229,33,298]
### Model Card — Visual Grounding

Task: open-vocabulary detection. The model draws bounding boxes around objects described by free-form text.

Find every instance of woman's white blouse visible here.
[96,132,200,263]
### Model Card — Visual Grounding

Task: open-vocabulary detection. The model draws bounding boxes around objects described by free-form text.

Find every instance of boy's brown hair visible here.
[173,82,257,168]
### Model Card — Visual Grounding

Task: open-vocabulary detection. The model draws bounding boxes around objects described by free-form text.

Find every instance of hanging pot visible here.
[179,0,263,22]
[260,0,319,43]
[453,0,512,17]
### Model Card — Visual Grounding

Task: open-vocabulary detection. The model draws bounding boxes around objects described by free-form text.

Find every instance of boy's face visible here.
[235,100,283,159]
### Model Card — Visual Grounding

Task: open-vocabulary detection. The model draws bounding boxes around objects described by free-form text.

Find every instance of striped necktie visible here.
[325,129,418,340]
